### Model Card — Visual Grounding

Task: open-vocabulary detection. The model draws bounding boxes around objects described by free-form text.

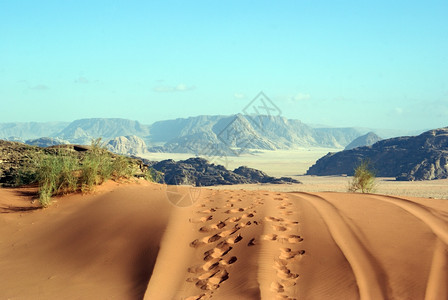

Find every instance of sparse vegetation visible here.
[14,138,157,207]
[348,160,377,193]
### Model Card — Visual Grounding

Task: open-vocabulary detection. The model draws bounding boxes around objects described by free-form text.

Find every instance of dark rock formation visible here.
[345,132,382,150]
[148,157,301,186]
[233,166,300,184]
[306,127,448,181]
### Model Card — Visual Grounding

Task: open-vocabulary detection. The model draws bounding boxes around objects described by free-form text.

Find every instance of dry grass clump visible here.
[17,139,154,207]
[348,160,377,193]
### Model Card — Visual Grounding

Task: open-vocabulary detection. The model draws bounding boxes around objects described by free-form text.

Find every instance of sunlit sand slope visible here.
[1,183,447,299]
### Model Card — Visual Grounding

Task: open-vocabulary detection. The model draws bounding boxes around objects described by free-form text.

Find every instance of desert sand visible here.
[1,180,447,299]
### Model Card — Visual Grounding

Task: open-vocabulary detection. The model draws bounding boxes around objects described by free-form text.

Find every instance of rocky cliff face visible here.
[105,135,148,155]
[306,127,448,180]
[344,132,382,150]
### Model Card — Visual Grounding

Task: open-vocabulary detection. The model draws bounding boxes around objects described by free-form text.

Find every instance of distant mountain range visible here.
[307,127,448,180]
[0,116,421,155]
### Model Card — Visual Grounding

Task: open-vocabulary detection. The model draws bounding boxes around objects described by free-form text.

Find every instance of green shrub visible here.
[14,137,155,207]
[36,154,79,207]
[110,155,135,180]
[348,160,377,193]
[144,167,164,183]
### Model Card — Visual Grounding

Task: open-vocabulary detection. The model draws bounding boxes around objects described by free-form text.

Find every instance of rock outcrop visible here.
[106,135,148,155]
[0,140,41,185]
[148,157,301,186]
[344,132,382,150]
[306,127,448,181]
[233,166,300,184]
[0,141,149,187]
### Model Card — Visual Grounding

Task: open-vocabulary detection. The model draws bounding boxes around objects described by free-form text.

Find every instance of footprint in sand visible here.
[220,256,237,265]
[199,221,226,232]
[206,234,222,243]
[265,216,284,222]
[281,210,294,216]
[204,244,233,260]
[224,208,242,214]
[241,212,255,219]
[189,215,213,223]
[227,216,241,223]
[272,225,289,232]
[276,235,303,244]
[185,293,207,300]
[226,234,243,244]
[270,281,284,293]
[238,221,252,228]
[279,248,305,259]
[196,208,217,214]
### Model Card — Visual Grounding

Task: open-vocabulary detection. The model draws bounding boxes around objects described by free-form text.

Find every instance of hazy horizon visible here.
[1,1,447,131]
[0,114,436,133]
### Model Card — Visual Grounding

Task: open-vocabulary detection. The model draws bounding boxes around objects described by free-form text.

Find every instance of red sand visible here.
[1,181,447,299]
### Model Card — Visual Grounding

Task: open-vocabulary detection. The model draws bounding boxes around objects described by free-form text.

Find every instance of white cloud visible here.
[394,107,403,115]
[277,92,312,103]
[291,93,311,101]
[29,84,49,90]
[153,83,196,93]
[75,76,90,84]
[234,93,246,99]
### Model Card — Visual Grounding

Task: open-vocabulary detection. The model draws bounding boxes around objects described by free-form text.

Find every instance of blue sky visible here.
[1,0,447,130]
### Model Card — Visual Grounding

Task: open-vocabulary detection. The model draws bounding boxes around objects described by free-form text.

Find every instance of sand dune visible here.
[1,181,447,299]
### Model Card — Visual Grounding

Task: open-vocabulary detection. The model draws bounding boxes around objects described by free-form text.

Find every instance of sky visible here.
[1,0,447,130]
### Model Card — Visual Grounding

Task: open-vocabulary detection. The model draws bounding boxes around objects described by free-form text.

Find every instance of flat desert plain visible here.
[1,178,447,299]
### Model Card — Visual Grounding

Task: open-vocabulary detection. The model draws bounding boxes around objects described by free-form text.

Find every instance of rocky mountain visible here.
[55,118,150,145]
[306,127,448,180]
[148,157,301,186]
[148,114,364,154]
[0,122,68,140]
[105,135,148,155]
[345,132,382,150]
[2,116,412,156]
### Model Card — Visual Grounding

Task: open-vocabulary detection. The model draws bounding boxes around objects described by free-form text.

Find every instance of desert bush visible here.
[144,167,164,183]
[36,154,79,207]
[109,155,134,179]
[80,138,112,191]
[348,160,376,193]
[15,137,153,207]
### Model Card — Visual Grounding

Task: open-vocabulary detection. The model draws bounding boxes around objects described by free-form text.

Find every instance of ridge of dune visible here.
[1,182,447,299]
[296,193,386,300]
